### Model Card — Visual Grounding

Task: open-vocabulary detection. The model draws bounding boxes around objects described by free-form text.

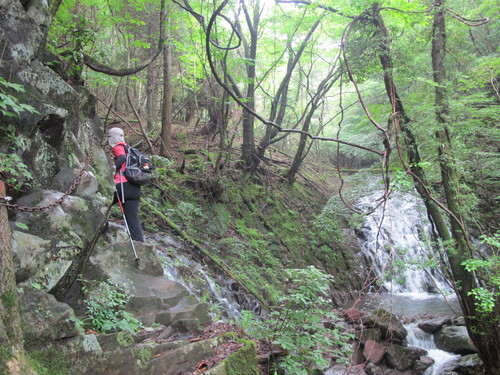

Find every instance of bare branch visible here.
[204,0,384,156]
[83,0,167,76]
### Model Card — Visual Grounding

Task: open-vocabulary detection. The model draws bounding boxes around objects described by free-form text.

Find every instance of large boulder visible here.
[19,291,78,346]
[385,343,428,371]
[12,230,52,283]
[434,326,477,355]
[12,191,107,290]
[418,316,452,334]
[365,309,407,342]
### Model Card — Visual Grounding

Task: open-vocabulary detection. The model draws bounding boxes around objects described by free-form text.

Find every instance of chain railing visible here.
[0,123,98,212]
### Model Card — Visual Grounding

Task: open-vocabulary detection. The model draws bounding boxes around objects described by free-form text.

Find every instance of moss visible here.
[135,347,152,367]
[116,331,133,347]
[0,344,12,375]
[28,347,71,375]
[222,338,258,375]
[0,291,16,310]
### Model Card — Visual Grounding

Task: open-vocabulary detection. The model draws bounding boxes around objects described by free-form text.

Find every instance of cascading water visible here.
[354,190,463,374]
[354,190,451,294]
[406,323,460,375]
[158,248,262,321]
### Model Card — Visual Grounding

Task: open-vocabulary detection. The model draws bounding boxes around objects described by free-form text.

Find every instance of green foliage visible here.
[0,153,33,191]
[462,232,500,314]
[82,280,142,334]
[0,78,38,117]
[242,267,353,374]
[0,80,36,190]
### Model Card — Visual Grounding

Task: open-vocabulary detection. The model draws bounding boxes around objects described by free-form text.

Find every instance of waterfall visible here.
[354,190,451,294]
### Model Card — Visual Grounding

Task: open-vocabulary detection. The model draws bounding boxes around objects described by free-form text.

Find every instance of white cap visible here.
[108,127,125,148]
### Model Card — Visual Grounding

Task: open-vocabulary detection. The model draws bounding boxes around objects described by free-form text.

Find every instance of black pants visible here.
[113,182,144,242]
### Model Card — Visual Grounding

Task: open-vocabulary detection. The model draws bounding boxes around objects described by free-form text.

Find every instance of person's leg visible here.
[123,199,144,242]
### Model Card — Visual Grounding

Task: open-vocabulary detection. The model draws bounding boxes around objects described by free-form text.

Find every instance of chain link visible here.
[0,123,98,212]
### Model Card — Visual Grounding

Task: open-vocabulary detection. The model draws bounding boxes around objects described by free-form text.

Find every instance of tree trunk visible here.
[160,35,172,157]
[0,181,34,374]
[431,2,500,371]
[146,35,158,130]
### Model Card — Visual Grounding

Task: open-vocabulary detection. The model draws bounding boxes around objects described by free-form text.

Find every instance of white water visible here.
[355,190,452,294]
[161,252,244,320]
[406,323,460,375]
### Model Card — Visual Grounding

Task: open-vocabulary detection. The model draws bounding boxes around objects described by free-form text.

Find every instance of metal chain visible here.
[0,123,98,212]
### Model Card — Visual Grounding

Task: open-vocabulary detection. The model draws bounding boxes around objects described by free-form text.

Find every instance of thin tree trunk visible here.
[160,36,172,157]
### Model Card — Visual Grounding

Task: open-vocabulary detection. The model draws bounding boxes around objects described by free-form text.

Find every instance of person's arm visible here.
[115,155,126,168]
[113,144,127,168]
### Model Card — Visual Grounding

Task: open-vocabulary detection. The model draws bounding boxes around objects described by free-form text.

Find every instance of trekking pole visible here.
[115,187,141,268]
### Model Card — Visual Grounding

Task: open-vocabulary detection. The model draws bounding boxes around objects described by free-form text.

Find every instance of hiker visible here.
[108,127,145,242]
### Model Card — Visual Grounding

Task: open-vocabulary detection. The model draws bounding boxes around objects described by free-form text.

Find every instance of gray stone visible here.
[414,356,435,375]
[171,318,201,333]
[325,364,367,375]
[11,230,52,283]
[418,316,452,333]
[385,343,427,371]
[434,326,477,355]
[156,326,175,342]
[356,328,383,344]
[351,343,366,365]
[19,291,78,344]
[144,337,219,375]
[82,334,103,354]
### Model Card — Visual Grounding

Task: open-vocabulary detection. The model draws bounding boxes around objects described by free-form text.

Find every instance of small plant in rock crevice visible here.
[81,280,142,334]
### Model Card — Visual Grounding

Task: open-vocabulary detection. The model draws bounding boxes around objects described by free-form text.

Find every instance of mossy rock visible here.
[204,338,259,375]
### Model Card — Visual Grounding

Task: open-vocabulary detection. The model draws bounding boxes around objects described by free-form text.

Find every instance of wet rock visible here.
[385,343,427,371]
[363,340,386,364]
[434,354,483,375]
[434,326,477,355]
[418,316,452,333]
[414,356,434,375]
